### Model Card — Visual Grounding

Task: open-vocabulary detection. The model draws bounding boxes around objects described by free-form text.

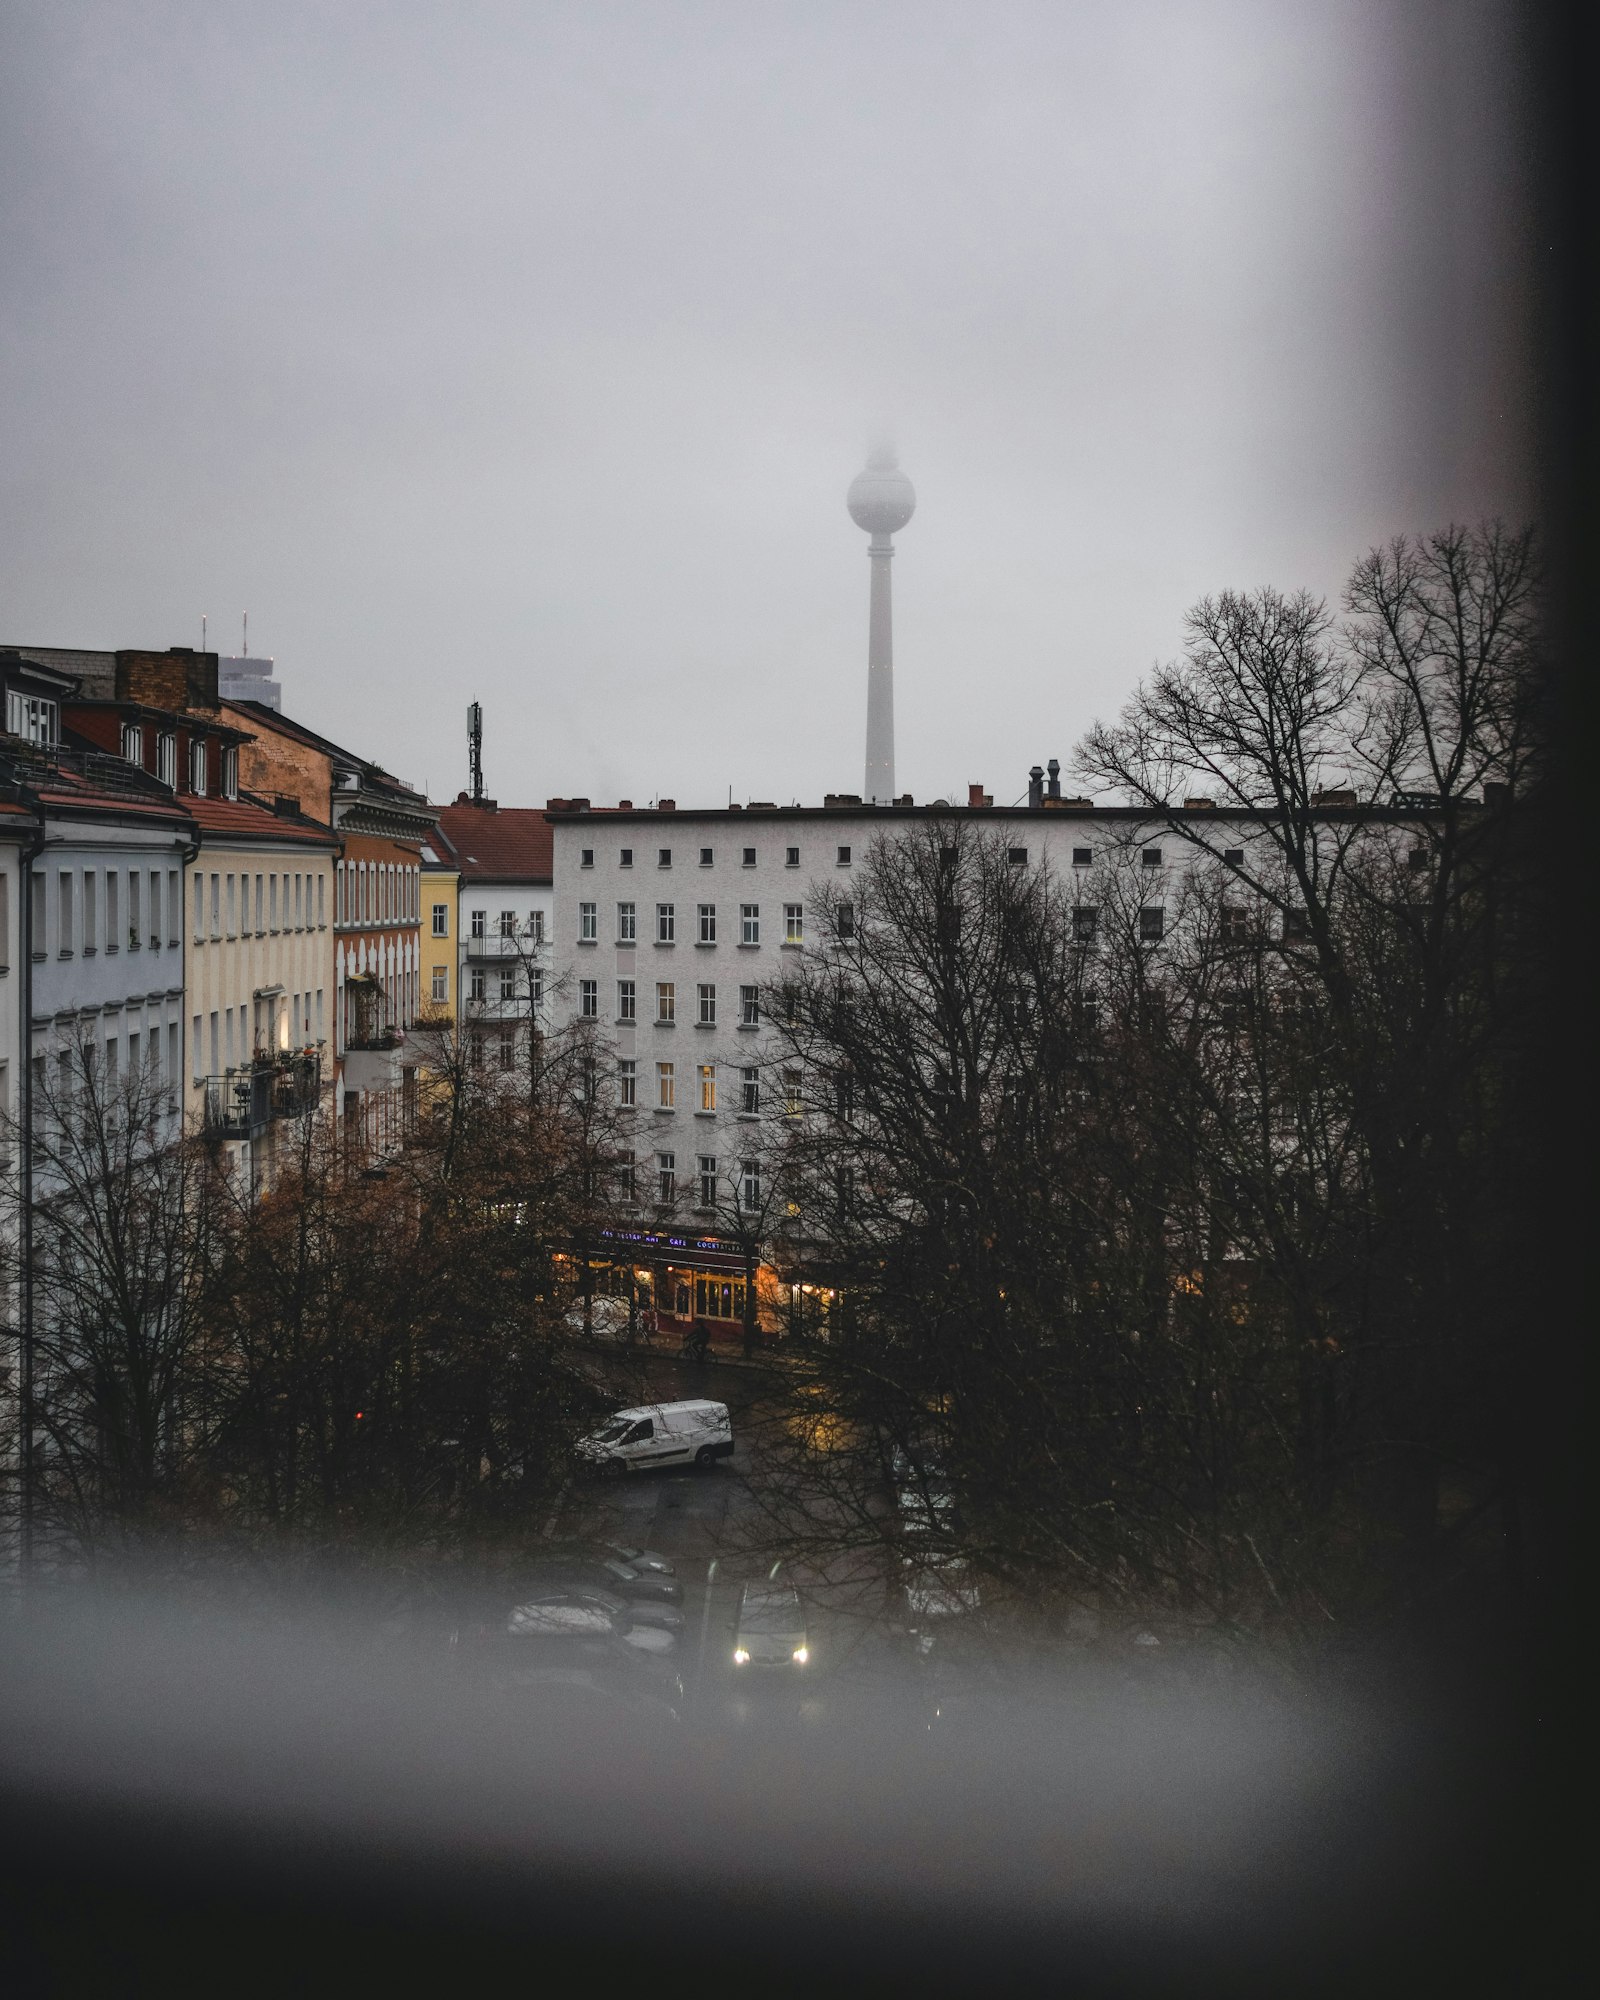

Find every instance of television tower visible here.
[846,445,916,804]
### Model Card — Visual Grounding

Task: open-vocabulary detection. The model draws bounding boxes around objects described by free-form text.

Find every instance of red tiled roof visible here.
[186,793,338,847]
[435,801,553,883]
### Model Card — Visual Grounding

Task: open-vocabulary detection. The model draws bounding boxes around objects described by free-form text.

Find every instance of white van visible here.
[577,1400,734,1476]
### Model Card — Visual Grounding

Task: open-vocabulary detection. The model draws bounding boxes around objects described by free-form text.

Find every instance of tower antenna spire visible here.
[846,443,916,804]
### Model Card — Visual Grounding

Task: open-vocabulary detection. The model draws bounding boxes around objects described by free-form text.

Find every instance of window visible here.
[699,847,714,866]
[836,845,851,866]
[784,903,803,945]
[580,848,594,868]
[1223,848,1244,867]
[740,1160,761,1211]
[1140,905,1165,943]
[530,969,544,1011]
[741,1067,760,1115]
[1221,905,1250,944]
[1142,847,1162,869]
[699,1063,716,1112]
[431,965,448,1003]
[431,903,449,937]
[128,871,141,949]
[618,901,637,942]
[57,871,74,955]
[617,1151,636,1202]
[29,871,45,957]
[268,874,278,931]
[254,874,264,931]
[619,847,633,868]
[498,909,516,937]
[656,981,676,1024]
[785,846,800,867]
[1007,847,1028,865]
[170,869,181,944]
[656,902,675,943]
[618,979,637,1021]
[1407,846,1429,873]
[121,722,143,764]
[580,979,599,1018]
[783,1069,803,1116]
[740,904,760,945]
[469,967,487,1002]
[1070,845,1092,867]
[698,1155,718,1207]
[8,691,58,744]
[498,1031,516,1071]
[658,847,672,868]
[470,908,486,939]
[190,739,207,794]
[742,846,756,866]
[579,901,598,942]
[1283,908,1310,942]
[698,903,716,944]
[657,1062,675,1110]
[157,733,177,788]
[225,874,236,937]
[222,747,238,798]
[740,985,760,1027]
[499,967,516,1003]
[835,902,855,939]
[528,909,545,942]
[835,1071,855,1122]
[1072,905,1099,941]
[619,1058,637,1107]
[698,983,716,1026]
[80,872,95,954]
[657,1152,676,1204]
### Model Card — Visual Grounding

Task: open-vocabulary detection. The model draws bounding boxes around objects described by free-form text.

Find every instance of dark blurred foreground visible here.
[0,1583,1566,1996]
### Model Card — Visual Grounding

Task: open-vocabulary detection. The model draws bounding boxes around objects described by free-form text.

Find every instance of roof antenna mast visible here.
[467,701,485,802]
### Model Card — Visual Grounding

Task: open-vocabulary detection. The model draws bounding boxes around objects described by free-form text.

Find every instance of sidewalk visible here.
[565,1323,811,1373]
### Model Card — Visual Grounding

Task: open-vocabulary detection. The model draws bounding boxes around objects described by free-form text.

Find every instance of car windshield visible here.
[591,1420,632,1444]
[739,1592,802,1633]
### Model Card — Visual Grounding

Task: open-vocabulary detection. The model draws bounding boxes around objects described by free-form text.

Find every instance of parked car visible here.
[528,1555,684,1607]
[512,1583,684,1640]
[576,1400,734,1476]
[561,1295,632,1339]
[600,1542,677,1579]
[732,1581,810,1670]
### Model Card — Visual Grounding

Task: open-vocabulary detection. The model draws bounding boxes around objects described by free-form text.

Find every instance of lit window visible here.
[618,979,636,1021]
[698,1155,718,1207]
[580,979,599,1017]
[741,1067,760,1114]
[740,985,760,1026]
[784,903,803,945]
[698,983,716,1025]
[698,903,716,944]
[740,903,760,945]
[699,1063,716,1112]
[657,1062,675,1110]
[657,982,676,1024]
[619,1058,637,1106]
[656,902,675,943]
[579,902,597,942]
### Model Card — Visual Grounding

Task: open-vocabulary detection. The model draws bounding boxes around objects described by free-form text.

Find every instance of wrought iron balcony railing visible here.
[203,1052,322,1140]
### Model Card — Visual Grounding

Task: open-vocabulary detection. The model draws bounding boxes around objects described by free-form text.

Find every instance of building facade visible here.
[434,795,554,1075]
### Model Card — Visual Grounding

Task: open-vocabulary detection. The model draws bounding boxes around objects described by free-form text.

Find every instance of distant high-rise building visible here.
[219,654,282,712]
[846,446,916,805]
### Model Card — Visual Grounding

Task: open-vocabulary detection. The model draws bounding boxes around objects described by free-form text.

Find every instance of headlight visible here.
[733,1646,750,1665]
[792,1645,809,1665]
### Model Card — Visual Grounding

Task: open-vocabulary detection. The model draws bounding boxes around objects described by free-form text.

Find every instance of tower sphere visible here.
[847,450,916,537]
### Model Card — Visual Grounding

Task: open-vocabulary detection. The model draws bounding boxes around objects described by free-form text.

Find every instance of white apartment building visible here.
[434,796,555,1069]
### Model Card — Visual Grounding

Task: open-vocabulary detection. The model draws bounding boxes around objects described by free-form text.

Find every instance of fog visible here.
[0,1,1533,806]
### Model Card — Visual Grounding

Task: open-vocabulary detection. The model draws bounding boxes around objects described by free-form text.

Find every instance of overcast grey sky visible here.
[1,1,1533,809]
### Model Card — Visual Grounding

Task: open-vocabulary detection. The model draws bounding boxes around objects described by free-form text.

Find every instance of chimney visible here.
[1027,765,1044,809]
[657,797,676,812]
[618,798,634,810]
[967,783,993,808]
[1046,758,1061,800]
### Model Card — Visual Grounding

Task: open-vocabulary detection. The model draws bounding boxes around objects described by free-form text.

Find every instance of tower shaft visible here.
[864,532,895,804]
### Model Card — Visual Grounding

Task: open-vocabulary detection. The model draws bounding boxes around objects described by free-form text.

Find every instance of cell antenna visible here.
[468,701,484,802]
[242,610,248,657]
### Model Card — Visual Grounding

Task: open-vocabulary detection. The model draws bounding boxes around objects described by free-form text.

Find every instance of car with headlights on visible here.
[732,1581,810,1671]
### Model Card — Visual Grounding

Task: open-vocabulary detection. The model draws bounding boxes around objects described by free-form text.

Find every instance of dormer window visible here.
[190,738,208,795]
[157,732,177,788]
[121,722,144,765]
[6,691,58,745]
[222,746,239,799]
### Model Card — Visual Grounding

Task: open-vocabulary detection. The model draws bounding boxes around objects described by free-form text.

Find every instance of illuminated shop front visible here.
[592,1226,785,1341]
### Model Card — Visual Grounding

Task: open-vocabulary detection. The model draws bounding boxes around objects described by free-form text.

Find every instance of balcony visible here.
[464,933,545,960]
[203,1052,323,1140]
